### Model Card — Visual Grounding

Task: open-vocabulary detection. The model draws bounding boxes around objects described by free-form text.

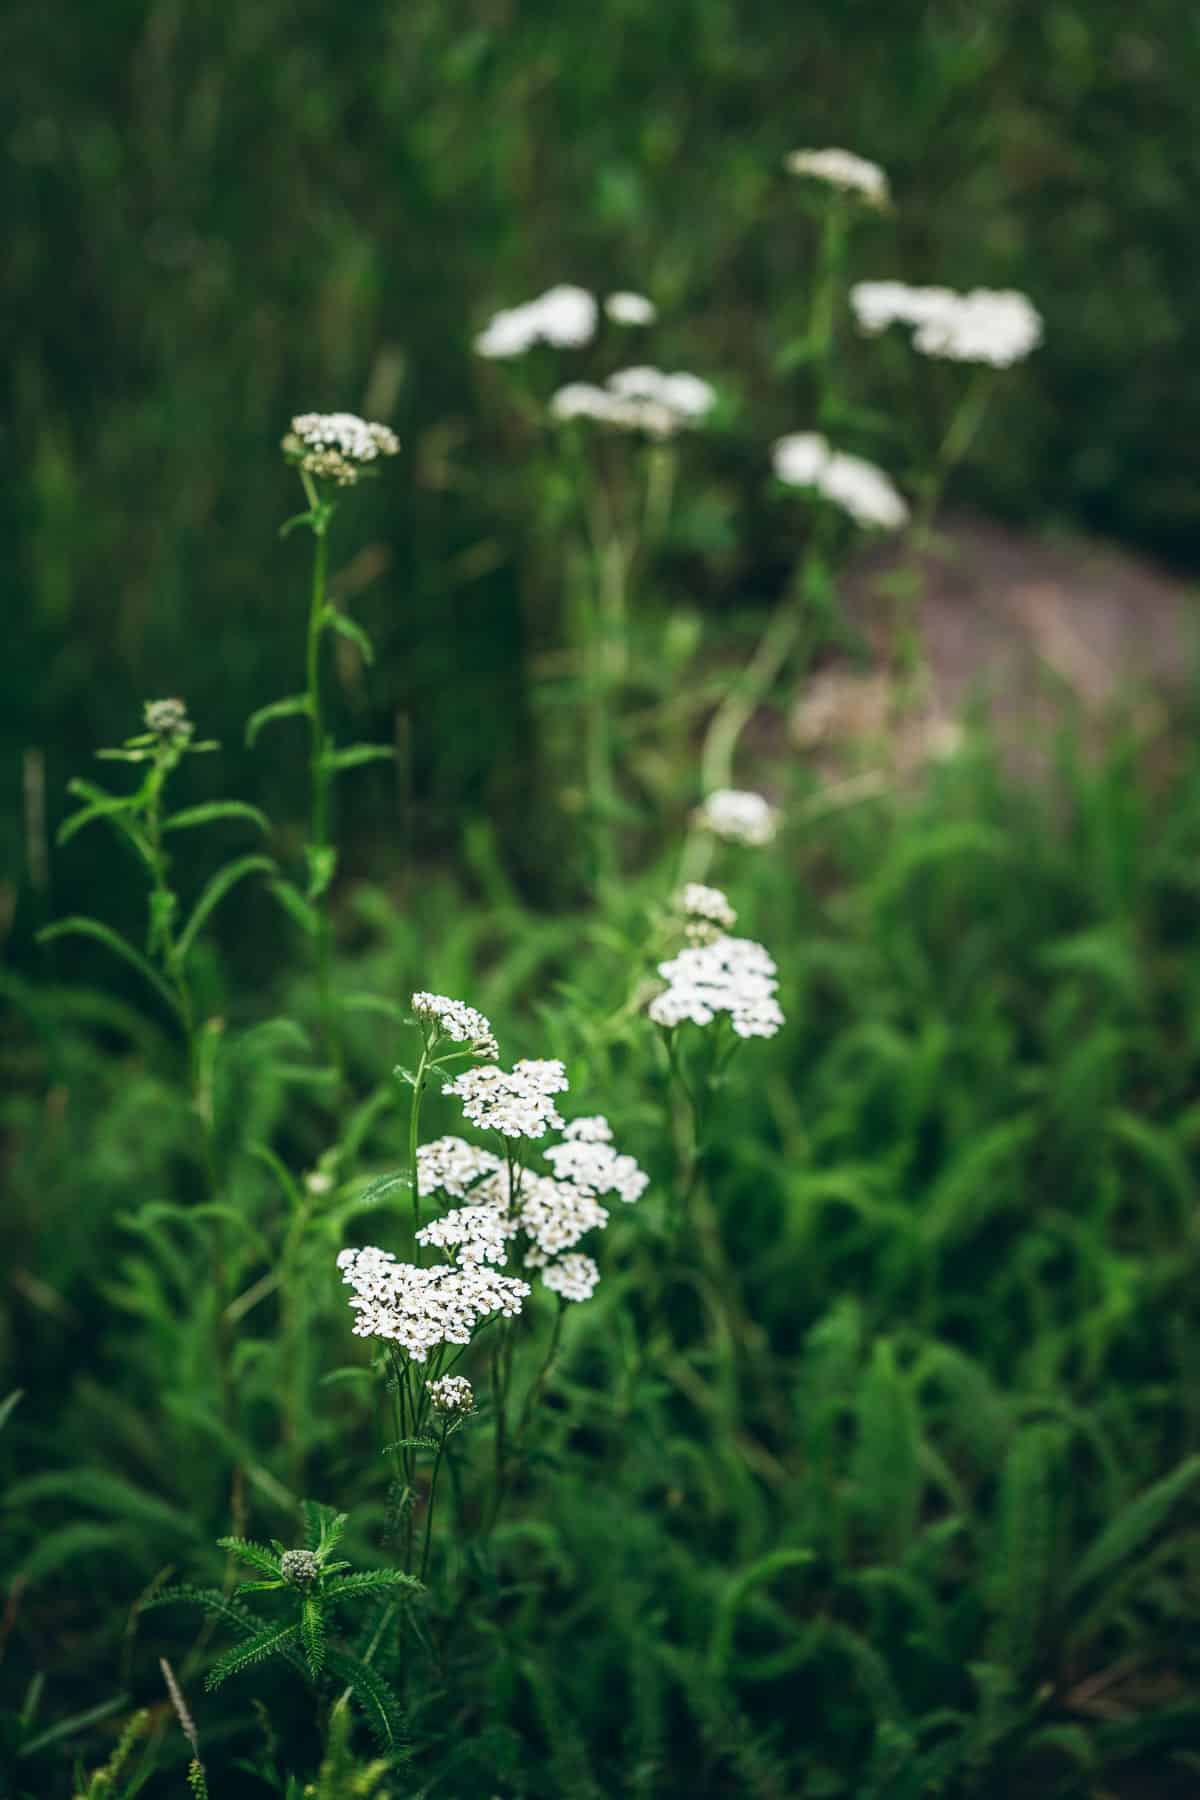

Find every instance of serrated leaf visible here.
[35,917,182,1021]
[246,693,311,747]
[321,607,376,665]
[216,1537,283,1579]
[353,1169,414,1209]
[301,1595,326,1678]
[177,855,275,961]
[163,801,271,836]
[324,1570,423,1601]
[325,1648,405,1749]
[205,1621,301,1691]
[323,743,394,775]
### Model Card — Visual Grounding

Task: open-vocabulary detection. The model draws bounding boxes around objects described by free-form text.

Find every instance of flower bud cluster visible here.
[411,991,498,1058]
[144,698,194,745]
[283,412,400,486]
[426,1374,474,1417]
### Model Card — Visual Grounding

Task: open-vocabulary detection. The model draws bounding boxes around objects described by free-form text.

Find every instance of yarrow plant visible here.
[474,284,599,357]
[785,145,890,208]
[695,788,780,847]
[772,431,910,530]
[551,366,717,438]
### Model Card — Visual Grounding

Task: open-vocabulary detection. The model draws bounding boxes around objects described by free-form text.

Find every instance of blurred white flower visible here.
[696,789,779,847]
[772,432,909,530]
[284,412,400,486]
[649,935,784,1039]
[785,147,889,207]
[542,1253,601,1303]
[850,281,1042,367]
[675,883,737,941]
[605,291,657,326]
[550,365,716,438]
[411,991,498,1058]
[443,1058,569,1140]
[474,285,598,358]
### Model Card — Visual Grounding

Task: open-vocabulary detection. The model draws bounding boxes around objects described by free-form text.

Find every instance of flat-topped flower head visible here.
[605,291,657,326]
[786,147,890,208]
[696,789,780,847]
[337,1245,528,1360]
[518,1174,610,1266]
[675,882,737,942]
[417,1135,503,1199]
[411,992,498,1059]
[850,282,1042,368]
[550,366,716,439]
[443,1058,569,1140]
[773,432,909,531]
[144,698,194,746]
[542,1253,601,1303]
[417,1204,516,1267]
[474,285,598,358]
[427,1374,474,1417]
[543,1134,648,1205]
[649,934,784,1040]
[283,412,400,487]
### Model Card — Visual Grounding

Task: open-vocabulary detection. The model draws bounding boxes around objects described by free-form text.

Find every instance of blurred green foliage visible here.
[6,0,1200,926]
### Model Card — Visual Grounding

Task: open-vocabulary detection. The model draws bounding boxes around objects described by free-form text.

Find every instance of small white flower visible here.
[696,789,779,847]
[542,1253,601,1303]
[474,306,544,359]
[443,1058,569,1140]
[411,992,498,1059]
[649,935,784,1040]
[144,698,193,744]
[562,1115,613,1144]
[337,1246,529,1360]
[284,412,400,486]
[416,1205,516,1266]
[772,432,909,531]
[605,291,657,326]
[785,147,890,208]
[518,1175,610,1263]
[426,1374,474,1416]
[543,1121,648,1204]
[417,1135,503,1200]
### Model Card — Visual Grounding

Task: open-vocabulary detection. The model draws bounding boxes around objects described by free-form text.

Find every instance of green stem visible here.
[515,1299,566,1446]
[408,1041,430,1247]
[300,471,341,1091]
[419,1428,448,1583]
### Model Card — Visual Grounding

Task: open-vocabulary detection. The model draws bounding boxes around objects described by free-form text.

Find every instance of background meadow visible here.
[5,3,1200,1796]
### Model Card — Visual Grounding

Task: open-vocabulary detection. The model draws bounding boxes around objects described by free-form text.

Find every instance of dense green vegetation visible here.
[5,4,1200,1795]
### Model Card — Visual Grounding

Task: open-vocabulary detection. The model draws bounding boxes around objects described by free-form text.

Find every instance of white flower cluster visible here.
[605,291,657,326]
[284,412,400,486]
[649,935,784,1039]
[426,1374,474,1416]
[474,285,598,357]
[785,147,890,208]
[850,282,1042,368]
[550,366,716,438]
[417,1136,502,1199]
[411,991,498,1058]
[542,1253,600,1303]
[416,1204,516,1265]
[443,1058,569,1140]
[696,789,779,847]
[414,1110,647,1302]
[676,883,737,942]
[772,432,909,531]
[336,1246,529,1360]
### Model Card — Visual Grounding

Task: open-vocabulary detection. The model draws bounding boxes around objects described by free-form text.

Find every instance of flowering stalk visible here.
[298,470,340,1083]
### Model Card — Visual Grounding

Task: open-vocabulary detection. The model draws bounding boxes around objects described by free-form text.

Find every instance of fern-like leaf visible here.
[323,1570,423,1604]
[217,1536,283,1579]
[325,1648,405,1750]
[205,1620,301,1691]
